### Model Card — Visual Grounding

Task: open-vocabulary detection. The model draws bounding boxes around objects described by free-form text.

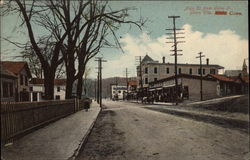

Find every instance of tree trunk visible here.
[76,61,85,99]
[65,59,76,99]
[77,76,83,99]
[65,76,74,99]
[43,70,55,100]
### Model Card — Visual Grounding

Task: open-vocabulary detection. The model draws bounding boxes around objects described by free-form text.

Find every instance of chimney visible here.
[162,56,165,63]
[206,58,209,65]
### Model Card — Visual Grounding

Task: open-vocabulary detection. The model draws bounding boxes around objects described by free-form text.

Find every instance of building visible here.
[1,61,32,102]
[224,70,242,77]
[128,80,138,92]
[111,85,127,100]
[206,74,242,96]
[206,74,249,96]
[0,65,17,102]
[30,78,66,101]
[149,74,218,101]
[137,55,224,88]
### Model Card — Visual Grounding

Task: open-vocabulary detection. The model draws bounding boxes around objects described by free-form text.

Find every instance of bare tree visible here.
[20,37,66,79]
[2,0,71,99]
[2,0,146,99]
[49,0,146,98]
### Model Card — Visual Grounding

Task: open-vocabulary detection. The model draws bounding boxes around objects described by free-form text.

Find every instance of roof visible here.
[128,80,137,86]
[240,76,249,84]
[30,78,66,85]
[1,61,32,78]
[141,55,154,64]
[149,74,215,85]
[224,70,242,77]
[206,74,236,83]
[144,62,224,69]
[0,65,17,79]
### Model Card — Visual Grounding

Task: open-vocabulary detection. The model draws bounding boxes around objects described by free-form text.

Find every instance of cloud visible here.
[100,24,248,78]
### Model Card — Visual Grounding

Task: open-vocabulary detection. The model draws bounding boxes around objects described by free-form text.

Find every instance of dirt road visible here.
[76,100,249,160]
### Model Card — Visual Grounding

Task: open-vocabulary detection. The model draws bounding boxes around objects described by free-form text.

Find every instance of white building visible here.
[111,85,127,100]
[30,78,66,101]
[137,55,224,88]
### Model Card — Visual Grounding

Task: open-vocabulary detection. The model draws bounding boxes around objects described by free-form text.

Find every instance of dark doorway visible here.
[33,92,38,101]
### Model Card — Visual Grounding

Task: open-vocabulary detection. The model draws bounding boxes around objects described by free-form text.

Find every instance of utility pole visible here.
[125,68,129,100]
[196,52,205,101]
[97,72,99,103]
[166,16,185,105]
[135,56,143,101]
[135,56,143,89]
[95,57,107,108]
[94,79,97,101]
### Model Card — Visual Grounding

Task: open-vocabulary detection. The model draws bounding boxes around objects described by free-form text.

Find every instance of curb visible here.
[68,105,102,160]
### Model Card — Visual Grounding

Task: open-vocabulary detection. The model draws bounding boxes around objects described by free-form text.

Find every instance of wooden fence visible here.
[1,99,86,142]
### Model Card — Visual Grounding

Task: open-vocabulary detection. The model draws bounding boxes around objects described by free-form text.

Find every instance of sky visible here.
[1,0,248,79]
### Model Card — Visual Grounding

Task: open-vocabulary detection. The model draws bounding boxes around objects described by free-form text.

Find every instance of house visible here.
[137,55,224,88]
[0,65,17,102]
[30,78,66,101]
[1,61,32,102]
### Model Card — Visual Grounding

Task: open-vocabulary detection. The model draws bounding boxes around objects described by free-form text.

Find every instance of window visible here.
[57,86,60,92]
[20,75,23,85]
[198,69,201,75]
[9,83,13,97]
[166,68,169,74]
[154,67,157,74]
[145,67,148,74]
[189,68,192,75]
[145,78,148,84]
[154,78,157,82]
[30,87,33,92]
[203,69,205,74]
[118,90,121,93]
[3,82,8,97]
[178,68,182,74]
[55,95,60,100]
[210,69,215,74]
[25,76,28,86]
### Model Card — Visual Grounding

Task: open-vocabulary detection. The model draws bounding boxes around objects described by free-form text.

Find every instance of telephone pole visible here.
[135,56,143,101]
[135,56,143,89]
[95,57,107,108]
[196,52,205,101]
[97,72,99,103]
[125,68,129,100]
[94,79,97,101]
[166,16,185,105]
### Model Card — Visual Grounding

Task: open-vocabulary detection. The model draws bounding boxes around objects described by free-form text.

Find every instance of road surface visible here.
[76,100,249,160]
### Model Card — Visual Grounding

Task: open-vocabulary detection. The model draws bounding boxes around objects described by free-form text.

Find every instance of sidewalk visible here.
[1,102,101,160]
